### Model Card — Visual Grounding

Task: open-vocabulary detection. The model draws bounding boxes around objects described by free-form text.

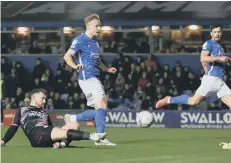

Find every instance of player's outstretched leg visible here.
[57,122,81,148]
[155,94,204,109]
[64,110,96,123]
[63,110,96,147]
[64,98,116,146]
[51,127,107,143]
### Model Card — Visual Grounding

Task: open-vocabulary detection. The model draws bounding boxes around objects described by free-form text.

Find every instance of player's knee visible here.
[68,122,80,130]
[221,95,231,109]
[95,96,107,109]
[51,127,68,141]
[62,122,80,130]
[188,97,200,105]
[225,101,231,109]
[74,122,80,130]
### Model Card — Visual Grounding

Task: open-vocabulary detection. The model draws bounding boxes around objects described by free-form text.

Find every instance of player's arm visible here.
[99,58,117,74]
[63,39,83,70]
[201,62,208,72]
[63,49,79,69]
[201,41,231,63]
[200,50,221,63]
[200,41,219,63]
[99,58,108,72]
[1,109,21,146]
[201,49,231,63]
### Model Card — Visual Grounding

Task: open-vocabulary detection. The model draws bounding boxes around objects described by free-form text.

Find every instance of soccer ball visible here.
[136,111,154,128]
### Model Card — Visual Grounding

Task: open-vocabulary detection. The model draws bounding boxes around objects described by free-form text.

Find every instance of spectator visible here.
[24,92,30,99]
[144,55,157,71]
[126,74,135,88]
[80,103,86,110]
[1,57,11,76]
[48,91,55,99]
[140,39,150,53]
[64,82,73,94]
[5,104,12,110]
[141,96,153,110]
[15,62,27,89]
[40,74,51,91]
[79,93,87,108]
[123,56,132,77]
[174,65,187,92]
[163,64,171,74]
[152,72,160,87]
[163,72,170,85]
[28,41,41,54]
[53,92,65,109]
[108,88,118,99]
[45,69,55,86]
[144,82,155,101]
[1,44,11,54]
[4,68,18,97]
[138,71,149,88]
[32,58,46,78]
[11,60,17,69]
[115,72,125,94]
[54,70,65,93]
[73,93,80,108]
[156,78,168,96]
[62,64,73,84]
[45,98,54,110]
[72,81,81,94]
[112,53,124,69]
[66,95,75,109]
[118,67,125,76]
[146,66,154,81]
[134,86,145,102]
[33,78,42,89]
[183,66,190,79]
[135,56,143,65]
[132,66,142,86]
[122,84,133,101]
[103,74,113,91]
[140,62,146,72]
[185,72,200,91]
[130,63,136,73]
[10,97,17,109]
[23,97,30,107]
[15,87,24,105]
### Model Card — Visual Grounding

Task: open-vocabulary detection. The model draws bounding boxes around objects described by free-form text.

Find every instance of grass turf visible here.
[1,127,231,163]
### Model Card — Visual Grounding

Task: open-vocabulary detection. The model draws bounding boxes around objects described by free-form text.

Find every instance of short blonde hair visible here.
[84,14,100,25]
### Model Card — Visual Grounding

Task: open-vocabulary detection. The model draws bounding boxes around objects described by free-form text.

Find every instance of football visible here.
[136,111,154,128]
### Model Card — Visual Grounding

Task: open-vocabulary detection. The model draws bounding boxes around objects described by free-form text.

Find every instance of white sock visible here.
[70,115,77,122]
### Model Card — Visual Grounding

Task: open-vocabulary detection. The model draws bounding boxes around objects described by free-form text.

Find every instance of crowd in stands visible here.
[2,31,231,55]
[1,53,231,111]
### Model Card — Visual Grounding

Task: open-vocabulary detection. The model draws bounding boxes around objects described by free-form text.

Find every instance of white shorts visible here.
[78,78,105,107]
[196,75,231,98]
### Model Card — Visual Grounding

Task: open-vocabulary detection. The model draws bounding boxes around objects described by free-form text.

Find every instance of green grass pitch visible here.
[1,127,231,163]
